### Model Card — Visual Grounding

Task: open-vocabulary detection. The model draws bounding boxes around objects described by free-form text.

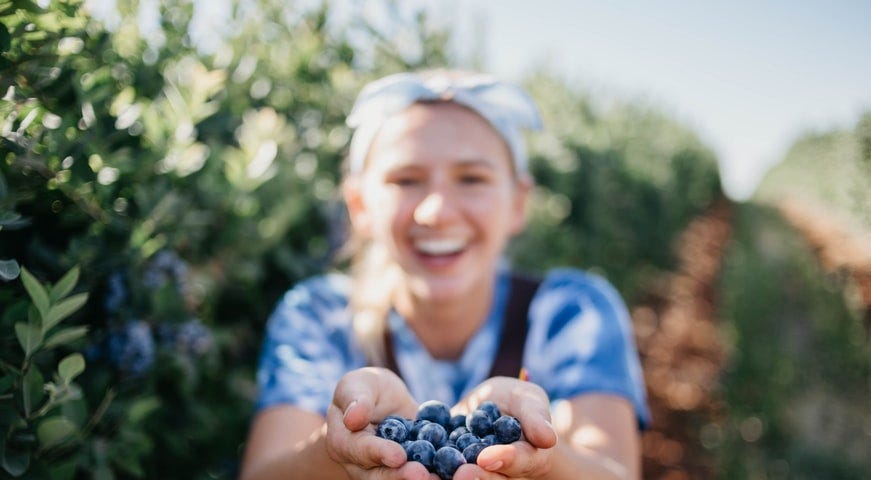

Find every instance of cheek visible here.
[365,190,411,232]
[468,192,516,230]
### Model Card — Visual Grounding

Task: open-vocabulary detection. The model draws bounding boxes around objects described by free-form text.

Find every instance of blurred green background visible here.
[1,1,868,479]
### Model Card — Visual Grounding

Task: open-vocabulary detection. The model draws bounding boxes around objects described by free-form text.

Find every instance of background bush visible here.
[1,0,866,479]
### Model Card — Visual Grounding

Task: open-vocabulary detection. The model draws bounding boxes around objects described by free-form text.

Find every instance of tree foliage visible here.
[513,73,722,302]
[755,112,871,230]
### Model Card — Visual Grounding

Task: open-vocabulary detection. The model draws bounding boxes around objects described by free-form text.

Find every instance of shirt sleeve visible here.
[254,274,359,416]
[525,268,651,428]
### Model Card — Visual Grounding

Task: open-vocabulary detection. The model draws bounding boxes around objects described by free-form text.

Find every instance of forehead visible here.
[364,102,513,170]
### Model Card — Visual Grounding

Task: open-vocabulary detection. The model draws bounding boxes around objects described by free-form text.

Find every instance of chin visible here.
[404,270,491,305]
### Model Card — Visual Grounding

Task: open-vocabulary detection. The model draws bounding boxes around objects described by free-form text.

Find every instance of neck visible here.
[393,276,496,361]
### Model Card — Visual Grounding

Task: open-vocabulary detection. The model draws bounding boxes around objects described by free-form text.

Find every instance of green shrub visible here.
[1,1,727,478]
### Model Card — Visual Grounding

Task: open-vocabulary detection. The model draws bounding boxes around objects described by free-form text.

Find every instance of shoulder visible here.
[524,267,631,345]
[276,272,350,308]
[268,272,352,332]
[534,267,627,312]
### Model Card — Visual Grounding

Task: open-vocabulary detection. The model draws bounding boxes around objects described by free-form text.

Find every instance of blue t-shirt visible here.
[255,267,651,428]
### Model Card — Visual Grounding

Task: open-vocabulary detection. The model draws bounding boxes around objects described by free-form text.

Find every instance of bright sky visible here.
[437,0,871,200]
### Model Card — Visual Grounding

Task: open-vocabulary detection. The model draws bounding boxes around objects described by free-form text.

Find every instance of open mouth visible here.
[413,238,468,257]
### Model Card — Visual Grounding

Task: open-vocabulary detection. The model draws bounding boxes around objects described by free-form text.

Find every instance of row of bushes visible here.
[1,1,722,478]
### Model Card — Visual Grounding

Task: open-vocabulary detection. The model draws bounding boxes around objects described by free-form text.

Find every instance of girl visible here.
[240,71,650,480]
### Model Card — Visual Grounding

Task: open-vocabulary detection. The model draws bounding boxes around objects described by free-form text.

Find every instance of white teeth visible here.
[415,238,467,255]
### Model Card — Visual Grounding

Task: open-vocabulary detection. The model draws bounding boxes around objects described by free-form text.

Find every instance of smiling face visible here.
[345,102,531,305]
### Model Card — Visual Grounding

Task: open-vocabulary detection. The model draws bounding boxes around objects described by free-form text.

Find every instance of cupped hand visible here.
[325,367,434,480]
[452,377,557,480]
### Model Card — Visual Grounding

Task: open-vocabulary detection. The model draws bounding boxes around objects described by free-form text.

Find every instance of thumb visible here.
[332,367,416,431]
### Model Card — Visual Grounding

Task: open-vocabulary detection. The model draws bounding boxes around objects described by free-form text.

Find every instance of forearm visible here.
[241,424,349,480]
[539,441,638,480]
[537,395,640,480]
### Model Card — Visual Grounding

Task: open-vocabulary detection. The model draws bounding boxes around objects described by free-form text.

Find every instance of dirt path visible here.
[633,198,734,479]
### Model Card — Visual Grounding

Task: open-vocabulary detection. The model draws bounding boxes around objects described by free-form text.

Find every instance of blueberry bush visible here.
[1,0,451,477]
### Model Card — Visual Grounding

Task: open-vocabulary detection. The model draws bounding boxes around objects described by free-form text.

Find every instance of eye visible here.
[387,174,422,186]
[459,174,486,184]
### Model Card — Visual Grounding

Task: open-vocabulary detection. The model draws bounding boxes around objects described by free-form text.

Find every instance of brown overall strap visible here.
[382,274,541,380]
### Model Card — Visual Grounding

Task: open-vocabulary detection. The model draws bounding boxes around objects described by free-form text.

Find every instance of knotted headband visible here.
[346,71,543,174]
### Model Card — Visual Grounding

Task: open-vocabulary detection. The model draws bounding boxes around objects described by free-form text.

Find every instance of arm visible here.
[240,367,432,480]
[544,393,640,480]
[452,379,640,480]
[239,405,349,480]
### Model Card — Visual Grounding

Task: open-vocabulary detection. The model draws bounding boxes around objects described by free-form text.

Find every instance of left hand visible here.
[451,376,558,480]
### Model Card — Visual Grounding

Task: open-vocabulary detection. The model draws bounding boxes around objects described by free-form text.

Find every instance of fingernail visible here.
[344,400,357,419]
[483,460,503,471]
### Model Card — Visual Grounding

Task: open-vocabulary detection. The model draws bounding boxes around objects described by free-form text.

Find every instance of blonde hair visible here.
[346,240,400,367]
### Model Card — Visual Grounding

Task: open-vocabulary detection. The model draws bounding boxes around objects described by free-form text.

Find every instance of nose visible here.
[413,188,458,226]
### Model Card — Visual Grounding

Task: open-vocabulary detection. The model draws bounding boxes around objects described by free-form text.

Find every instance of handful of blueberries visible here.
[375,399,523,480]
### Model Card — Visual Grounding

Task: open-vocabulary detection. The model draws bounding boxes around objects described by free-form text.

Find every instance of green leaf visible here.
[0,23,9,54]
[22,367,44,418]
[49,266,79,302]
[43,326,88,350]
[127,396,160,425]
[0,374,14,393]
[0,435,30,477]
[20,268,49,321]
[93,465,114,480]
[15,321,43,357]
[0,259,19,281]
[12,0,42,14]
[57,354,85,384]
[47,459,77,480]
[2,300,27,326]
[43,293,88,333]
[36,416,77,449]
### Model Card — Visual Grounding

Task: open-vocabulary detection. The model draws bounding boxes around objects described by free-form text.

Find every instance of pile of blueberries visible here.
[375,399,523,480]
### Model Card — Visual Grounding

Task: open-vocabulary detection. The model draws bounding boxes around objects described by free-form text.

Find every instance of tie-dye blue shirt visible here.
[255,267,651,428]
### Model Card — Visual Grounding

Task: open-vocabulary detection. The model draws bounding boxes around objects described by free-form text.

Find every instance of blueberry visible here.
[376,418,408,443]
[448,414,467,431]
[493,415,522,444]
[466,410,493,437]
[433,446,466,479]
[448,426,469,444]
[454,432,480,452]
[481,434,497,446]
[107,320,155,376]
[478,401,501,422]
[404,439,436,470]
[417,400,451,428]
[416,422,448,449]
[410,419,431,439]
[385,414,414,434]
[462,442,488,464]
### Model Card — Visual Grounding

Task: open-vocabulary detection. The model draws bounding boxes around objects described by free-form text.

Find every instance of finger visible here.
[333,367,417,430]
[475,442,552,478]
[452,463,507,480]
[506,384,557,449]
[326,404,407,469]
[332,368,382,430]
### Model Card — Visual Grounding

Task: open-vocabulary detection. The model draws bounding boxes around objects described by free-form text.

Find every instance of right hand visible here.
[326,367,434,480]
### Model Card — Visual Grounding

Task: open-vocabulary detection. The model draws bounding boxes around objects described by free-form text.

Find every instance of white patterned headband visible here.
[346,72,543,174]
